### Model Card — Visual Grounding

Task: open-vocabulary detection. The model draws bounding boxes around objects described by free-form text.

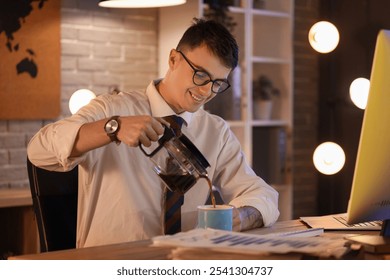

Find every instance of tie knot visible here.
[163,115,184,134]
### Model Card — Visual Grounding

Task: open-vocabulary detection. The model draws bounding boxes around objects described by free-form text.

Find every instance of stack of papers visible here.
[152,228,349,259]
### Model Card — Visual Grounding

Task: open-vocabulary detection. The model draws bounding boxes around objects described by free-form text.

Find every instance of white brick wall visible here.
[0,0,159,189]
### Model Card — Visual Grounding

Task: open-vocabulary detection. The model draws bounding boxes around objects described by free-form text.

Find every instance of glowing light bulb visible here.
[313,142,346,175]
[98,0,186,8]
[308,21,340,53]
[69,89,96,114]
[349,77,370,110]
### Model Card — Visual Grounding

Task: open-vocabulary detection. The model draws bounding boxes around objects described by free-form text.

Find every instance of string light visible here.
[308,21,340,53]
[69,89,96,114]
[313,142,346,175]
[349,77,370,110]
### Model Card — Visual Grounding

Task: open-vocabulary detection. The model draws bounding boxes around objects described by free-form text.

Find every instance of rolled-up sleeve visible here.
[27,92,119,171]
[27,118,86,171]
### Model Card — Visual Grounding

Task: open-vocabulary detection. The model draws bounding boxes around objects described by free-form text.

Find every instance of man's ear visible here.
[168,49,178,70]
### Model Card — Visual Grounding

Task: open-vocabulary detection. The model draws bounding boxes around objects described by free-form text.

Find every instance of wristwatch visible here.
[104,116,121,144]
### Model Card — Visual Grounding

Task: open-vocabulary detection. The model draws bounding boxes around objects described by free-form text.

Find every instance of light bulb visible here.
[308,21,340,53]
[69,89,96,114]
[98,0,186,8]
[313,142,346,175]
[349,77,370,110]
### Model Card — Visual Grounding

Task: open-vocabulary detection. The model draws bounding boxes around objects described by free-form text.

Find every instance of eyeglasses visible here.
[177,50,230,94]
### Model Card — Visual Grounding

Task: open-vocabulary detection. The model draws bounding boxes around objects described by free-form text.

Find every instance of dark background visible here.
[317,0,390,214]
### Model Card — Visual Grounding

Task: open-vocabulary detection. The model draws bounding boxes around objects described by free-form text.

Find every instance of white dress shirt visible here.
[27,80,279,248]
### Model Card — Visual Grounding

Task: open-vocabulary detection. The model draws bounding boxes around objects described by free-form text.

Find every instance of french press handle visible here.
[139,125,175,157]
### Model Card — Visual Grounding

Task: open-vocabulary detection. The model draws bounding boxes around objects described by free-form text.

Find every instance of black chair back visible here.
[27,158,78,252]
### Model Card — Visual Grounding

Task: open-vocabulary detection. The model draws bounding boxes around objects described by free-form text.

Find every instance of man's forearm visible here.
[70,119,111,157]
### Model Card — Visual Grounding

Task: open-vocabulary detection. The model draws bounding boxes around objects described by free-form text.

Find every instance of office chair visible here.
[27,157,78,252]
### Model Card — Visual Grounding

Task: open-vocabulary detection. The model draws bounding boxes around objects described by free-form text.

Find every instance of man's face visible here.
[163,45,231,113]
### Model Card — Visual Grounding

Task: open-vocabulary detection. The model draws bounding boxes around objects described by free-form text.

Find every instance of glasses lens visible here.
[212,80,230,93]
[193,72,230,93]
[193,71,211,86]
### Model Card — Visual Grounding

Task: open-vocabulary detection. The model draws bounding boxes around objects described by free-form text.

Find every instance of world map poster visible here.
[0,0,60,119]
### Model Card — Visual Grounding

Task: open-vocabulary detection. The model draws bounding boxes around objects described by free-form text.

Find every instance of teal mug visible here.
[197,205,233,231]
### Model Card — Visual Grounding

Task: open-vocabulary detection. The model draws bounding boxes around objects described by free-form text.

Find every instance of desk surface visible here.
[11,219,387,260]
[9,239,173,260]
[0,188,32,208]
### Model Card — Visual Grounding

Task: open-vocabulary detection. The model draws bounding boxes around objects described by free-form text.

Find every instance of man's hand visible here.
[232,206,264,232]
[117,116,168,147]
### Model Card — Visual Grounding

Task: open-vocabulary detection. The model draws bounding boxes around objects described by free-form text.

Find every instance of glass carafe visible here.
[140,126,210,194]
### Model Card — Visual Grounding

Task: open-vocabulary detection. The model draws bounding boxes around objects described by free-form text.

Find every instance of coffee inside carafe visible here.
[158,174,197,194]
[140,125,211,196]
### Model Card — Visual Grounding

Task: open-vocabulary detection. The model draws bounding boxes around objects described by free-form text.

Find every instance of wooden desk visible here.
[10,219,385,260]
[0,188,38,258]
[0,188,32,208]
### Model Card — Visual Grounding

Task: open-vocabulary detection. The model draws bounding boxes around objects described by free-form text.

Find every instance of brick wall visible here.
[293,0,320,218]
[0,0,158,189]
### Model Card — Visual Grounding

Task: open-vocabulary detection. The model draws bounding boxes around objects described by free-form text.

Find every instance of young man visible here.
[27,18,279,248]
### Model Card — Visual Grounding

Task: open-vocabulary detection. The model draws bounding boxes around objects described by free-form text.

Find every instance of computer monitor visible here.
[346,30,390,245]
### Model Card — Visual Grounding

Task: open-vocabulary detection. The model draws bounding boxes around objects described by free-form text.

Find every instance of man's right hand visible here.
[117,115,168,147]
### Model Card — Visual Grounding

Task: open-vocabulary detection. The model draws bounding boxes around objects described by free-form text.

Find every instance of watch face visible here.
[105,119,119,134]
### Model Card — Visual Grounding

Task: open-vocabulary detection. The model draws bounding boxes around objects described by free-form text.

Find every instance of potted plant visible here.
[252,75,280,120]
[203,0,237,32]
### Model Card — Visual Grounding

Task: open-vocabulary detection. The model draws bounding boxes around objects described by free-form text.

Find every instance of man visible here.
[27,18,279,248]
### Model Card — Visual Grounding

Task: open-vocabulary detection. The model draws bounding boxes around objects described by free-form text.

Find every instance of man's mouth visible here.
[190,91,203,102]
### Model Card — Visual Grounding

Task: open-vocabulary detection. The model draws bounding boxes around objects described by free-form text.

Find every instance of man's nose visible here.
[198,81,213,95]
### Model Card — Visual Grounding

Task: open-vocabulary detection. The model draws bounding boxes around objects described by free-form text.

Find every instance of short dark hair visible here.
[176,18,239,69]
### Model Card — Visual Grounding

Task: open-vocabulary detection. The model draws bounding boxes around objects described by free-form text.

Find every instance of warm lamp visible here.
[98,0,186,8]
[69,89,96,114]
[313,142,346,175]
[349,77,370,110]
[308,21,340,53]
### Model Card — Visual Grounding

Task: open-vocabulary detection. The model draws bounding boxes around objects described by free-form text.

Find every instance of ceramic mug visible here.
[197,205,233,231]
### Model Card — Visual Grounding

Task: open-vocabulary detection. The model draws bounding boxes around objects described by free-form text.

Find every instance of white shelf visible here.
[233,0,294,221]
[252,9,291,18]
[228,120,288,128]
[252,56,291,64]
[251,120,289,127]
[227,6,245,14]
[227,120,246,128]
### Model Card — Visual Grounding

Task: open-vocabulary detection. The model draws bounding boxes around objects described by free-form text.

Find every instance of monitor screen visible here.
[346,29,390,237]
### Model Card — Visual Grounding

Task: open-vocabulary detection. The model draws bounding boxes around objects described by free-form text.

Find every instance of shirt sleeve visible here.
[27,93,115,171]
[27,117,87,171]
[27,90,148,172]
[212,125,280,227]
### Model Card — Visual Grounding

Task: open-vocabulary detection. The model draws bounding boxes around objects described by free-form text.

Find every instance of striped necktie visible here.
[163,115,184,135]
[163,115,184,235]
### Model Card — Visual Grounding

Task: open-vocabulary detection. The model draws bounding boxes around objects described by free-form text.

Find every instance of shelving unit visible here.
[159,0,294,220]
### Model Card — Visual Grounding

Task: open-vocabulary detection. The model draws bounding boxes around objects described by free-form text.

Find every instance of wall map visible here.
[0,0,60,119]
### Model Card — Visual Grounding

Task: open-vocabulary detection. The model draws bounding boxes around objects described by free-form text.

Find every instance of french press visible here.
[139,122,210,194]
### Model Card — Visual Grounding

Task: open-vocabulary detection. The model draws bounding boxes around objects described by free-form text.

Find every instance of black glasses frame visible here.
[177,50,230,94]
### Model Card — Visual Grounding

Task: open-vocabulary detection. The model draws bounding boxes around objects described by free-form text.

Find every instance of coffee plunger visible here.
[139,123,210,194]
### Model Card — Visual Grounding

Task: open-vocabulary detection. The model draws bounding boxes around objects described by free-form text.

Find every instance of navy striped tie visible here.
[163,115,184,135]
[164,190,184,234]
[163,115,184,235]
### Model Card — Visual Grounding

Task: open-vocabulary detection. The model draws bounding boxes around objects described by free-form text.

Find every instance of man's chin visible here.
[186,104,203,113]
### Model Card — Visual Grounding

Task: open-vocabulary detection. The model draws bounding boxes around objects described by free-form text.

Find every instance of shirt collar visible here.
[146,79,192,127]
